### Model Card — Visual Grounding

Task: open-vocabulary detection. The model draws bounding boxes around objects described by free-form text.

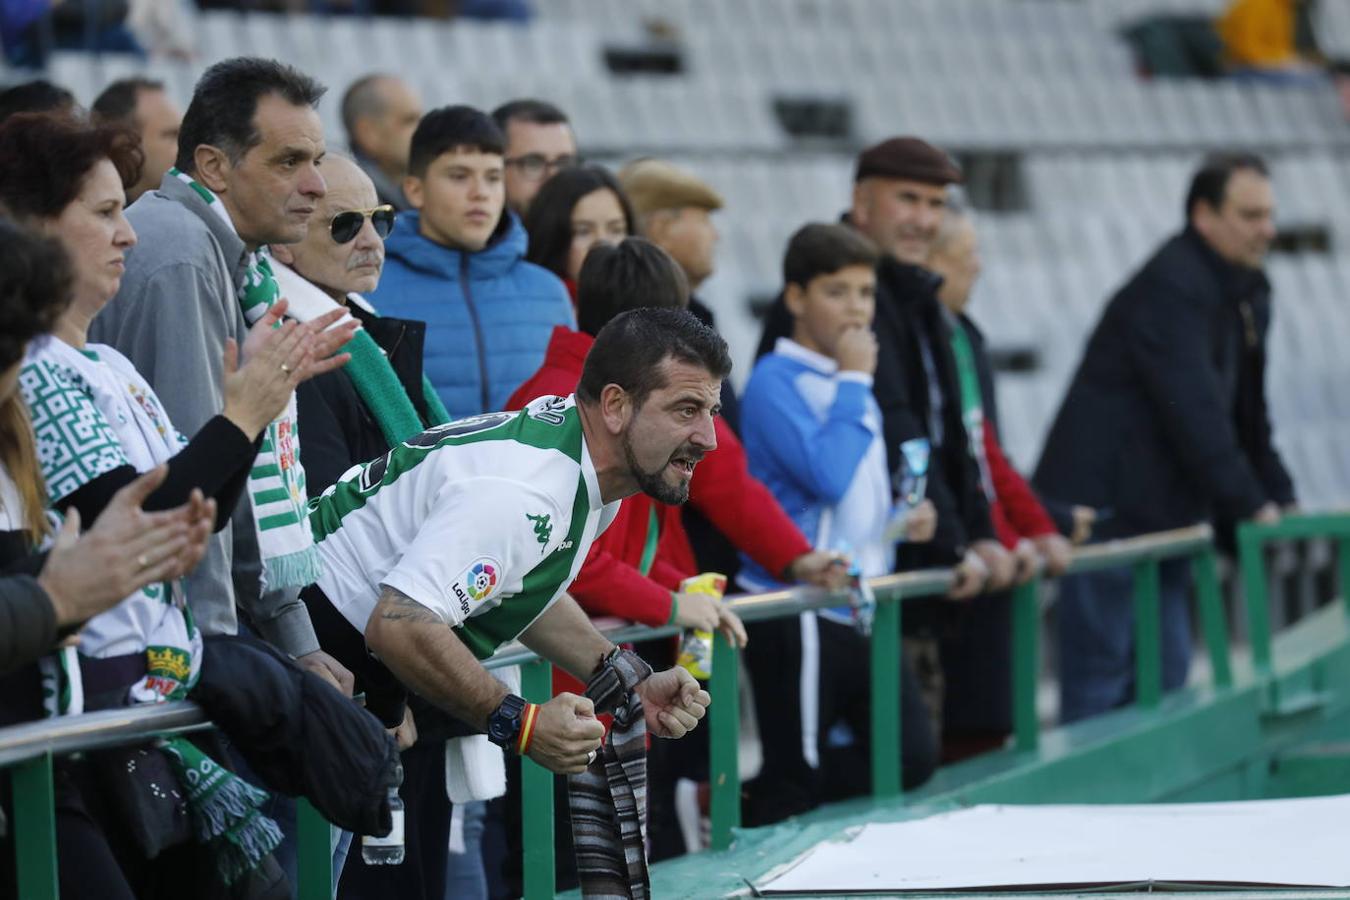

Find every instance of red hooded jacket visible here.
[984,416,1058,548]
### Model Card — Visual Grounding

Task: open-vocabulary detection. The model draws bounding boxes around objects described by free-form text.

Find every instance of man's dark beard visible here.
[622,430,690,505]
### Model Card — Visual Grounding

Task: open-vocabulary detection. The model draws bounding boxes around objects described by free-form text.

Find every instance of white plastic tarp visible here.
[757,795,1350,894]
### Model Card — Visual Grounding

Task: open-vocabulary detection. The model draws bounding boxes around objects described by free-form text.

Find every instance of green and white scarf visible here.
[171,168,321,590]
[162,738,283,885]
[947,315,995,503]
[21,341,280,880]
[271,260,451,447]
[21,340,204,707]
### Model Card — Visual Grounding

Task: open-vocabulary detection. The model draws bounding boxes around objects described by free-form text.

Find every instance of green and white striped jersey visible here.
[308,395,621,660]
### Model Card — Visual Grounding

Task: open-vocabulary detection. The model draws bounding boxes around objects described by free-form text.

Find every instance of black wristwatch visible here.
[486,694,528,750]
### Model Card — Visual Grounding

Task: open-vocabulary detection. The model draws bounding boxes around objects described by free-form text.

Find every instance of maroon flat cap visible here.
[854,136,962,185]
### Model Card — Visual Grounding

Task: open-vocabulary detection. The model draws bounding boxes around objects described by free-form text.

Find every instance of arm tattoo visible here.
[377,588,446,625]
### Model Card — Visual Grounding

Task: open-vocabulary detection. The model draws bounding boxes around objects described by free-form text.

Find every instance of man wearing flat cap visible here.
[619,156,751,569]
[758,136,1014,746]
[620,157,852,839]
[620,158,726,372]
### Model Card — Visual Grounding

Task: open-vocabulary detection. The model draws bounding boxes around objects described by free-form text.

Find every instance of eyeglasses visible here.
[329,205,396,244]
[503,154,579,182]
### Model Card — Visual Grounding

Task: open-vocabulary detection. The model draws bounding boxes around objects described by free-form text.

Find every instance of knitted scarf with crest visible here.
[171,168,321,589]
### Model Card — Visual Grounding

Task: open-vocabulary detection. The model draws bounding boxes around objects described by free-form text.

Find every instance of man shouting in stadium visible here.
[304,307,723,893]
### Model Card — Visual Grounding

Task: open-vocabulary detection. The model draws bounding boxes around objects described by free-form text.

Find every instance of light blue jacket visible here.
[370,211,574,418]
[739,339,893,608]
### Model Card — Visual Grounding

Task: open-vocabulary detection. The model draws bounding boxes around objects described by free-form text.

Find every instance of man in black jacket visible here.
[758,138,1013,592]
[756,138,1014,741]
[274,155,434,495]
[1034,152,1293,724]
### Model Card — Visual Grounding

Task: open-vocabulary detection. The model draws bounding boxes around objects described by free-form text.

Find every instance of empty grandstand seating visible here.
[9,0,1350,506]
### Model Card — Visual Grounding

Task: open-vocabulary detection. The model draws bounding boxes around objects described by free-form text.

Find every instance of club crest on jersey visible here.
[450,557,502,618]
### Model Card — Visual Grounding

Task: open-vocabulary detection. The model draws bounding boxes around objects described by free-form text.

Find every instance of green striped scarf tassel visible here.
[162,738,282,885]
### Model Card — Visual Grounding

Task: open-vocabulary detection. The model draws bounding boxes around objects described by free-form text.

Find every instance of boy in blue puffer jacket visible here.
[371,105,574,417]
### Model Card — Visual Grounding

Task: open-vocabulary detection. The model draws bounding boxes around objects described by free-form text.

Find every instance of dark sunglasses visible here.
[330,205,396,244]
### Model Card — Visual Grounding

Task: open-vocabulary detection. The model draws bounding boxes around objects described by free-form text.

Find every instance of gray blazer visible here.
[88,174,319,656]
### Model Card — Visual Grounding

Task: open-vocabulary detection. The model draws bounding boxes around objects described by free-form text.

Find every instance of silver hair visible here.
[931,186,976,255]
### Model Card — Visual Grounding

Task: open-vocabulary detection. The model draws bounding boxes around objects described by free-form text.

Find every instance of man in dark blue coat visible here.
[1034,152,1295,723]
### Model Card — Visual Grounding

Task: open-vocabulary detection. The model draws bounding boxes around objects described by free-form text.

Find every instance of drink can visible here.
[675,572,727,680]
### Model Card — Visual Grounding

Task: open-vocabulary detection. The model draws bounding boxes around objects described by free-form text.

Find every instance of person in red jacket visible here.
[510,241,850,639]
[508,236,851,869]
[926,201,1081,760]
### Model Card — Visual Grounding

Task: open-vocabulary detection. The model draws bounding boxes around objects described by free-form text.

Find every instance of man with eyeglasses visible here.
[492,98,578,216]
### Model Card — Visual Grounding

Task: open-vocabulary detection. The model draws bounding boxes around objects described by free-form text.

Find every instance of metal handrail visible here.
[0,701,210,769]
[11,515,1349,900]
[1065,523,1212,570]
[4,510,1346,900]
[486,523,1214,668]
[0,523,1216,768]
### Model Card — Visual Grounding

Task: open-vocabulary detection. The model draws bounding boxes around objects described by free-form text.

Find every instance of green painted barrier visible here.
[295,799,333,900]
[12,753,57,900]
[519,657,556,900]
[1238,514,1350,683]
[1194,549,1234,690]
[7,516,1349,898]
[708,629,741,850]
[869,596,904,800]
[1011,577,1041,752]
[1133,558,1164,709]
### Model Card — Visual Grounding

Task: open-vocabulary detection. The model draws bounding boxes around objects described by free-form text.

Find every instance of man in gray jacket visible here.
[90,57,352,692]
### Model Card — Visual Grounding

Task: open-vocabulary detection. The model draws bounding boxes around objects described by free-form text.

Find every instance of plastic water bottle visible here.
[363,767,405,865]
[850,559,877,637]
[883,438,931,544]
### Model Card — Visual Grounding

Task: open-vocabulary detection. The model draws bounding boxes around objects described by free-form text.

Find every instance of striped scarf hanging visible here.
[171,168,321,590]
[569,650,654,899]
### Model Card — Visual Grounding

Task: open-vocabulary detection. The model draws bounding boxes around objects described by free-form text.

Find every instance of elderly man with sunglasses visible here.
[273,153,443,501]
[271,152,458,891]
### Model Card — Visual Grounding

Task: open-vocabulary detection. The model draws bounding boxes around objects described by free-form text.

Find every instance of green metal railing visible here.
[1236,514,1350,714]
[702,523,1220,849]
[5,516,1348,898]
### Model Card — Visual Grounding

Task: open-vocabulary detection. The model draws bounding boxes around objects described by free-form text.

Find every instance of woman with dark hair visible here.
[0,112,363,898]
[0,223,74,547]
[524,163,637,294]
[0,221,212,676]
[0,215,223,898]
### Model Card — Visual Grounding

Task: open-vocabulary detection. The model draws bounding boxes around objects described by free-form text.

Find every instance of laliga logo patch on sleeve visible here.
[450,556,503,619]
